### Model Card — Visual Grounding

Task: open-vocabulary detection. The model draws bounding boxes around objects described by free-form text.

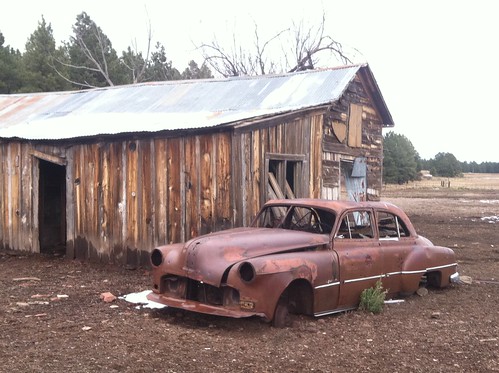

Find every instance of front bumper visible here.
[147,292,267,319]
[450,272,460,284]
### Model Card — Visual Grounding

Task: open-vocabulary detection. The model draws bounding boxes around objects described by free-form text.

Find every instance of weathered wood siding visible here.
[0,72,387,263]
[67,134,234,266]
[233,113,323,226]
[0,132,234,265]
[322,76,385,200]
[0,142,67,253]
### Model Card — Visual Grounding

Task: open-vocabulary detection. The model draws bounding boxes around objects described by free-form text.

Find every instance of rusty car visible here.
[148,199,459,327]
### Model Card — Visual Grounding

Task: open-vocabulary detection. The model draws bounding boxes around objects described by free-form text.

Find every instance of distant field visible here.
[383,173,499,190]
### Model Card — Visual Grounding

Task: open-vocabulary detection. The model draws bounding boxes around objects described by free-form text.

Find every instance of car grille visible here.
[160,275,239,306]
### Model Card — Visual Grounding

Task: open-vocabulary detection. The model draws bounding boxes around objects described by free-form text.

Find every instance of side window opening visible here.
[336,211,373,239]
[377,211,410,239]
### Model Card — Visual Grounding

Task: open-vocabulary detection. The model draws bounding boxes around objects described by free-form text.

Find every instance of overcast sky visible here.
[1,0,498,162]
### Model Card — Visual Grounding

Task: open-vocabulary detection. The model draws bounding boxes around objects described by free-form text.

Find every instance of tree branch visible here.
[196,9,354,77]
[49,58,99,89]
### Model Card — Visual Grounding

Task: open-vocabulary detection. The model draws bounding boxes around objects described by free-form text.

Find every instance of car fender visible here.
[401,242,457,292]
[227,253,318,321]
[400,244,429,292]
[150,243,185,288]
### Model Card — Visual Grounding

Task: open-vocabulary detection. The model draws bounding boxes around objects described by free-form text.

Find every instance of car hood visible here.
[171,227,329,287]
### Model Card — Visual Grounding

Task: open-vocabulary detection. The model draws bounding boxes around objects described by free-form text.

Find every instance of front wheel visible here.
[272,297,291,328]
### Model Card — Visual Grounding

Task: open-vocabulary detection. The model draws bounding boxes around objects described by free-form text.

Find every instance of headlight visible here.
[151,249,163,266]
[239,262,256,283]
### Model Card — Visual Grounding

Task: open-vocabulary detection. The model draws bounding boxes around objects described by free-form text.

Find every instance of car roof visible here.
[264,198,401,214]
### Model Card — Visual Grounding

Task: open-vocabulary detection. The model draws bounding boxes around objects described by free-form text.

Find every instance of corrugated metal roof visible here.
[0,64,370,140]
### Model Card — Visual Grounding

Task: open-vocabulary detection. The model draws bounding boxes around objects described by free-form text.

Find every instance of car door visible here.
[375,209,414,296]
[334,209,384,308]
[311,246,341,316]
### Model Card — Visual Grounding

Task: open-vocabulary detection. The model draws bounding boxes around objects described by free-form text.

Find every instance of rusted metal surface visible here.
[148,199,459,325]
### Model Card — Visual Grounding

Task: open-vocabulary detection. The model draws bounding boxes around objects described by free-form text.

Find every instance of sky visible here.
[1,0,498,163]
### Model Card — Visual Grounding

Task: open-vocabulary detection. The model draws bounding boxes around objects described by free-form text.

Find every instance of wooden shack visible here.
[0,64,393,265]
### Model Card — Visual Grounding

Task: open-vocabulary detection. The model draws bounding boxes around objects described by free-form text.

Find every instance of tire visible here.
[426,272,442,288]
[272,297,291,328]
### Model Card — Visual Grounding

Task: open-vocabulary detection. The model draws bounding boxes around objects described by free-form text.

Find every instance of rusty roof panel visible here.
[0,65,373,140]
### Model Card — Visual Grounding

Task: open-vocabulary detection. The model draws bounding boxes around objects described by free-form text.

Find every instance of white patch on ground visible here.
[119,290,166,309]
[479,200,499,204]
[481,216,499,223]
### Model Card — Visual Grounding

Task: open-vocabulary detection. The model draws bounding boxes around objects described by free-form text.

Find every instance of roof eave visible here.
[358,65,395,127]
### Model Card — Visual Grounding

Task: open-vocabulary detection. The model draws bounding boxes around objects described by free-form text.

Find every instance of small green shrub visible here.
[359,280,387,314]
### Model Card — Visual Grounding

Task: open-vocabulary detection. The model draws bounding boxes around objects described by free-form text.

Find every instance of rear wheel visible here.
[426,271,442,288]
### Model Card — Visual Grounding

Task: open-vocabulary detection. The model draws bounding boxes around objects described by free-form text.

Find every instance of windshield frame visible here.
[252,204,336,235]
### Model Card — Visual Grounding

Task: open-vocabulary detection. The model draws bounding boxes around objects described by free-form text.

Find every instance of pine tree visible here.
[181,60,213,80]
[144,43,181,81]
[432,152,462,177]
[19,17,70,92]
[383,131,419,184]
[0,32,22,93]
[121,47,147,83]
[65,12,128,88]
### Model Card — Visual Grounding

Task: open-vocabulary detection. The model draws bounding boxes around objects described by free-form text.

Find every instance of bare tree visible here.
[53,12,153,88]
[72,21,115,86]
[198,24,286,77]
[52,27,111,88]
[197,11,354,77]
[121,14,153,84]
[50,12,122,88]
[287,13,352,72]
[121,29,153,84]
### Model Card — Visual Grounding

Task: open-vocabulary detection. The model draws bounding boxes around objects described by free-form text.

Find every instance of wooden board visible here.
[348,103,363,148]
[167,138,182,244]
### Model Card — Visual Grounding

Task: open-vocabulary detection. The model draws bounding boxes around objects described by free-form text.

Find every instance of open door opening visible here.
[39,159,66,255]
[340,157,367,202]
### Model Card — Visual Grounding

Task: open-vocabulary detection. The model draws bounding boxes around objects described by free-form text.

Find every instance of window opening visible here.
[253,205,335,234]
[377,211,410,239]
[336,210,373,239]
[268,159,302,199]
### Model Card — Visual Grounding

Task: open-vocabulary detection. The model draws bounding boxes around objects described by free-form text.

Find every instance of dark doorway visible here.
[340,157,367,202]
[39,159,66,255]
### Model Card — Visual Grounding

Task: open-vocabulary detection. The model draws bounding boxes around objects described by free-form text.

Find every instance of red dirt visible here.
[1,187,498,372]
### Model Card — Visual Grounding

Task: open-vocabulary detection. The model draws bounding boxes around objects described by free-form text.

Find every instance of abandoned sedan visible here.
[148,199,459,327]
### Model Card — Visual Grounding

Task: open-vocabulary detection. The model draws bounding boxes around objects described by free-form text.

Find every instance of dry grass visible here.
[383,173,499,191]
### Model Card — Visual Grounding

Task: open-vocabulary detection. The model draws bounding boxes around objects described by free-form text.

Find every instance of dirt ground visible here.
[1,178,498,372]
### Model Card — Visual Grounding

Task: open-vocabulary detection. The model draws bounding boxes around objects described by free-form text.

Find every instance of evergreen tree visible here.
[145,42,181,81]
[19,18,70,92]
[181,60,213,80]
[121,47,147,83]
[383,131,419,184]
[0,32,22,93]
[432,152,461,177]
[65,12,128,88]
